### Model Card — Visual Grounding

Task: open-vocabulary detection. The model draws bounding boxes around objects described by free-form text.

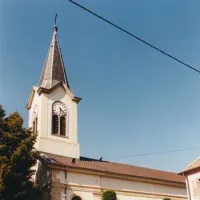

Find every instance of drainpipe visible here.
[64,168,67,200]
[48,164,52,200]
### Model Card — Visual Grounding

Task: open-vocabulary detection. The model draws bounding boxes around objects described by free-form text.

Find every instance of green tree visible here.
[102,191,117,200]
[0,105,41,200]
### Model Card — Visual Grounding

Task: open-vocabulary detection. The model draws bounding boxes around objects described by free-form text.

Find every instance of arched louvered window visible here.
[33,121,35,134]
[52,115,59,135]
[35,117,38,134]
[60,116,66,136]
[72,196,82,200]
[32,117,38,135]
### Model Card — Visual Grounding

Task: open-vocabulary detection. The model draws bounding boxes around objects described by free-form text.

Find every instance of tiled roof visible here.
[40,152,185,184]
[182,157,200,173]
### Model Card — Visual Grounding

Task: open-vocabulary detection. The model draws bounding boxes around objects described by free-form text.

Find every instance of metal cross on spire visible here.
[54,13,57,25]
[53,13,58,32]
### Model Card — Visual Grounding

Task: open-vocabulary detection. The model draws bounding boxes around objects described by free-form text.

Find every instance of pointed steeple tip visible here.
[53,13,58,32]
[39,13,71,90]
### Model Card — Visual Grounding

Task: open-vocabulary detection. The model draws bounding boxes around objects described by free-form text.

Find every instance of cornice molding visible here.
[49,165,186,188]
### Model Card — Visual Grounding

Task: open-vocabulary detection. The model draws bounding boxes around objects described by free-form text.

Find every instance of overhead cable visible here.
[105,147,200,159]
[68,0,200,74]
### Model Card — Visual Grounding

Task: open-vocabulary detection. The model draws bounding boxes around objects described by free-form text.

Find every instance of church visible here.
[26,20,188,200]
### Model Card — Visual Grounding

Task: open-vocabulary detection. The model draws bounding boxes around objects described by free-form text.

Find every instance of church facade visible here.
[26,22,187,200]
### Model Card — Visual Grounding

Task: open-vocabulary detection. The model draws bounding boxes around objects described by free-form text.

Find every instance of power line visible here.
[105,147,200,160]
[68,0,200,74]
[67,1,200,161]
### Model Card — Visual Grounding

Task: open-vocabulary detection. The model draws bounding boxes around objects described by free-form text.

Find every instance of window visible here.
[52,101,68,137]
[32,104,38,135]
[33,117,38,135]
[60,116,66,136]
[72,196,82,200]
[52,115,59,134]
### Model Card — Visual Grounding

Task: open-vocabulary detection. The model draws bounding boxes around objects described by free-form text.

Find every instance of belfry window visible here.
[52,101,68,137]
[32,105,38,135]
[52,115,59,134]
[60,116,66,136]
[32,117,38,135]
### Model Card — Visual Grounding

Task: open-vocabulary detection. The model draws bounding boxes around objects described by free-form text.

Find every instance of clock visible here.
[32,105,38,120]
[53,101,67,115]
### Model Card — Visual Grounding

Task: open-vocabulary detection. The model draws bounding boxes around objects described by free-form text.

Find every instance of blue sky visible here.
[1,0,200,172]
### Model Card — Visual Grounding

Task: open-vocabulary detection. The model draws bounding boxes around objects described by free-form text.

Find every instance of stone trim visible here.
[26,88,35,110]
[37,81,81,103]
[67,184,187,200]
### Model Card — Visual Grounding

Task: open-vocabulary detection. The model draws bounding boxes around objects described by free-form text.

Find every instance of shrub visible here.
[102,191,117,200]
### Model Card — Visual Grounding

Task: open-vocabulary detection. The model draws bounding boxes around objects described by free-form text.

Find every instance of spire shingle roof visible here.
[39,26,70,89]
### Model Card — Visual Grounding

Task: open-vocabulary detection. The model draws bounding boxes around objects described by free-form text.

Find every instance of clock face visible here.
[32,105,38,119]
[53,102,67,115]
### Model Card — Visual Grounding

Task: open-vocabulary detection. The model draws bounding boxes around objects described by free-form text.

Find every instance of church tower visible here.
[26,18,81,158]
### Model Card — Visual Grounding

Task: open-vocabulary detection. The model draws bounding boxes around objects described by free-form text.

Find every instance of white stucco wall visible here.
[186,171,200,200]
[28,86,80,158]
[28,87,40,128]
[53,170,187,200]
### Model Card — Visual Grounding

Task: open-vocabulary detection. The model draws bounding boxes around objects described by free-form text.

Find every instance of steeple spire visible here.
[39,14,70,89]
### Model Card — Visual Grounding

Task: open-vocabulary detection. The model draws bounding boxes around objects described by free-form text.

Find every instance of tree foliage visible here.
[102,190,117,200]
[0,105,40,200]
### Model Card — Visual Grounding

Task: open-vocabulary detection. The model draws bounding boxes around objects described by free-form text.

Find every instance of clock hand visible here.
[60,107,64,113]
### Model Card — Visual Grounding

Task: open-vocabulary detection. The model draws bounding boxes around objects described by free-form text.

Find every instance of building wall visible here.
[28,86,41,150]
[49,169,187,200]
[186,171,200,200]
[28,87,40,128]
